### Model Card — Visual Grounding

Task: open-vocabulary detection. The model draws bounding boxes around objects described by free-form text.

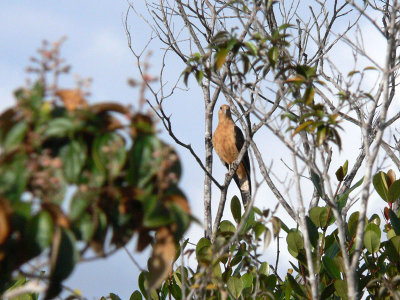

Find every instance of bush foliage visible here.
[0,42,190,299]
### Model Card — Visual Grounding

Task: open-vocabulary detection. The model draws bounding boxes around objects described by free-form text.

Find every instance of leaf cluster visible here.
[0,78,191,298]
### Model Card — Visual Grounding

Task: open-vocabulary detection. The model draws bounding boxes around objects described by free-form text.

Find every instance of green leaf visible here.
[304,86,315,105]
[51,228,78,281]
[363,223,381,253]
[259,262,270,275]
[212,263,222,279]
[348,211,360,237]
[334,280,348,300]
[336,167,345,182]
[143,199,171,228]
[389,209,400,235]
[110,293,122,300]
[309,206,329,228]
[364,66,377,71]
[74,213,94,242]
[254,222,266,238]
[292,120,313,136]
[348,70,360,77]
[169,202,190,239]
[322,256,340,279]
[369,213,381,226]
[69,191,90,221]
[277,217,290,233]
[227,277,243,298]
[242,54,250,74]
[138,272,148,297]
[45,117,80,137]
[336,177,364,212]
[387,229,396,239]
[373,171,389,202]
[219,220,236,234]
[182,68,191,87]
[241,208,255,234]
[241,273,253,289]
[231,195,241,224]
[268,46,279,68]
[263,274,277,291]
[60,140,87,183]
[0,153,29,203]
[196,237,211,261]
[245,41,258,56]
[321,283,335,299]
[5,276,41,300]
[287,273,306,297]
[306,216,319,248]
[343,160,349,177]
[93,133,126,180]
[317,127,327,146]
[195,70,204,84]
[310,171,323,197]
[287,230,304,257]
[128,133,162,189]
[387,236,400,262]
[388,180,400,203]
[3,121,28,153]
[279,23,292,31]
[26,211,53,255]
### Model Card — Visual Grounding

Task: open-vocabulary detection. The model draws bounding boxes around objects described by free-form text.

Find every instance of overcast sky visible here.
[1,1,394,299]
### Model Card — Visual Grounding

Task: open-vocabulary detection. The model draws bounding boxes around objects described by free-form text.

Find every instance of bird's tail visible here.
[233,175,251,207]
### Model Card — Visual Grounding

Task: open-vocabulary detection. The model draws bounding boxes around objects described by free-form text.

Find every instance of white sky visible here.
[1,1,395,299]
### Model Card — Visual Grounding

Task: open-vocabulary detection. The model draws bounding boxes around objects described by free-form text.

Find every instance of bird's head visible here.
[218,104,232,120]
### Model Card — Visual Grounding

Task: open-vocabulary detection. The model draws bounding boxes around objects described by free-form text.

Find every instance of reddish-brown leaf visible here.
[0,197,12,245]
[147,227,176,290]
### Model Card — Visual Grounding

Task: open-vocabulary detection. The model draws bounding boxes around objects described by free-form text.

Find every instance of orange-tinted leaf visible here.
[388,169,396,188]
[317,127,327,146]
[42,203,70,228]
[148,227,176,290]
[0,197,11,245]
[56,89,87,112]
[214,48,230,71]
[304,87,315,105]
[165,194,191,214]
[292,120,313,136]
[384,207,390,221]
[285,75,306,84]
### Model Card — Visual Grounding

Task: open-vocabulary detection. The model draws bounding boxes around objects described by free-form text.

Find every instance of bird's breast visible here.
[213,124,238,164]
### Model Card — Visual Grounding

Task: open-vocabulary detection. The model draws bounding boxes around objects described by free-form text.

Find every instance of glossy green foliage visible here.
[126,201,286,300]
[0,74,190,297]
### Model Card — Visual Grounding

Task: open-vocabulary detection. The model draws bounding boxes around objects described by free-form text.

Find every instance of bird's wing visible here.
[234,125,251,193]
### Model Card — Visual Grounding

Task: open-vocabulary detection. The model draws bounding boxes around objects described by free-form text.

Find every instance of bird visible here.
[213,104,251,206]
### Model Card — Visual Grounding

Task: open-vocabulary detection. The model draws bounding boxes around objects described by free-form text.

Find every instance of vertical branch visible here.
[291,150,318,300]
[345,1,399,299]
[202,85,220,238]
